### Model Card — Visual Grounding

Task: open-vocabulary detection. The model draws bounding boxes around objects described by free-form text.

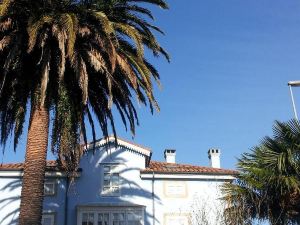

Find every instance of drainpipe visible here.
[152,172,155,225]
[64,176,69,225]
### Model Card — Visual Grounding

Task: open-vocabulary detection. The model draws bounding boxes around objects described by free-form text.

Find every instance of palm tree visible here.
[0,0,169,224]
[223,120,300,225]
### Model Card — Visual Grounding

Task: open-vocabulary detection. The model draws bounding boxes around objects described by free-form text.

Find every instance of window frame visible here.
[163,213,190,225]
[44,179,57,196]
[77,207,144,225]
[42,212,56,225]
[101,164,121,196]
[163,181,188,198]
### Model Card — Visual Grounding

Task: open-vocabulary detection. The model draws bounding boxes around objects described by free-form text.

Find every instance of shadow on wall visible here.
[0,179,22,225]
[67,145,162,225]
[0,145,162,225]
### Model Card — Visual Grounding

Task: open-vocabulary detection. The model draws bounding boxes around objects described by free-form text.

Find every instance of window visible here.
[164,214,189,225]
[127,211,143,225]
[112,212,125,225]
[82,213,94,225]
[44,180,56,196]
[42,213,55,225]
[102,165,120,196]
[78,208,143,225]
[163,181,187,198]
[98,213,109,225]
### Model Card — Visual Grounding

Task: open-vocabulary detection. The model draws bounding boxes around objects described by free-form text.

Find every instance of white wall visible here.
[0,144,232,225]
[0,178,21,225]
[142,178,226,225]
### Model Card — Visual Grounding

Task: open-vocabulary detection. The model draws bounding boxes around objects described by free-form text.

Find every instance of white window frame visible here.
[42,213,55,225]
[101,164,121,196]
[77,207,144,225]
[44,179,56,196]
[164,213,190,225]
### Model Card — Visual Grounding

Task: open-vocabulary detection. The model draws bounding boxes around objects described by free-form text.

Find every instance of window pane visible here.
[104,166,110,172]
[82,213,88,222]
[104,174,110,180]
[111,187,119,194]
[104,213,109,225]
[98,214,102,225]
[82,213,94,225]
[44,182,55,195]
[111,175,119,186]
[128,211,141,221]
[103,187,110,193]
[102,165,121,195]
[127,213,134,221]
[113,213,118,220]
[88,213,94,225]
[113,212,125,221]
[119,213,125,220]
[103,179,110,186]
[42,218,52,225]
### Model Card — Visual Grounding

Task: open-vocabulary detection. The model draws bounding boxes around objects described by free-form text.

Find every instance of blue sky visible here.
[2,0,300,170]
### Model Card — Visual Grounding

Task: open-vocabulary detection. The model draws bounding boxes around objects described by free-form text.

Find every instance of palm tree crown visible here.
[0,0,169,172]
[223,119,300,225]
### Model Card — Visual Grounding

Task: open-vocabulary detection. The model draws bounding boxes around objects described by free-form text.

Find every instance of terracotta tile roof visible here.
[0,160,59,171]
[0,160,238,175]
[141,161,238,175]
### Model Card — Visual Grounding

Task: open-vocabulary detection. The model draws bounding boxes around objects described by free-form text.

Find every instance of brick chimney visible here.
[208,148,221,168]
[164,149,176,163]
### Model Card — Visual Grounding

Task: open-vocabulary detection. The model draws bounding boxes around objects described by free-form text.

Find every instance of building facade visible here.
[0,137,236,225]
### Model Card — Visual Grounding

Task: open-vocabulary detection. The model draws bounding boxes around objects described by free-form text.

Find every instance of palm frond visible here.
[0,0,13,17]
[59,13,78,57]
[0,0,168,177]
[27,15,54,52]
[223,119,300,225]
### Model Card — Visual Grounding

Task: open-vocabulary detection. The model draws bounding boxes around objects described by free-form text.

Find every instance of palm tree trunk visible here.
[19,106,49,225]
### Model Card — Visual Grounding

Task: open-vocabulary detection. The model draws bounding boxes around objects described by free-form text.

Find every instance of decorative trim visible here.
[163,181,188,198]
[163,213,191,225]
[86,136,152,157]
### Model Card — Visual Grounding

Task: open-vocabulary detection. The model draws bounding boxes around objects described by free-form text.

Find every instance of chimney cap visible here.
[164,149,176,154]
[208,148,221,168]
[164,149,176,163]
[208,148,220,154]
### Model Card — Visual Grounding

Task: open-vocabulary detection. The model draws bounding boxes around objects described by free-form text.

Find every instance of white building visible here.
[0,136,236,225]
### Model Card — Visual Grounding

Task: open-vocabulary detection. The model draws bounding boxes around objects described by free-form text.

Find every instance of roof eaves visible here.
[140,170,238,176]
[87,136,152,157]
